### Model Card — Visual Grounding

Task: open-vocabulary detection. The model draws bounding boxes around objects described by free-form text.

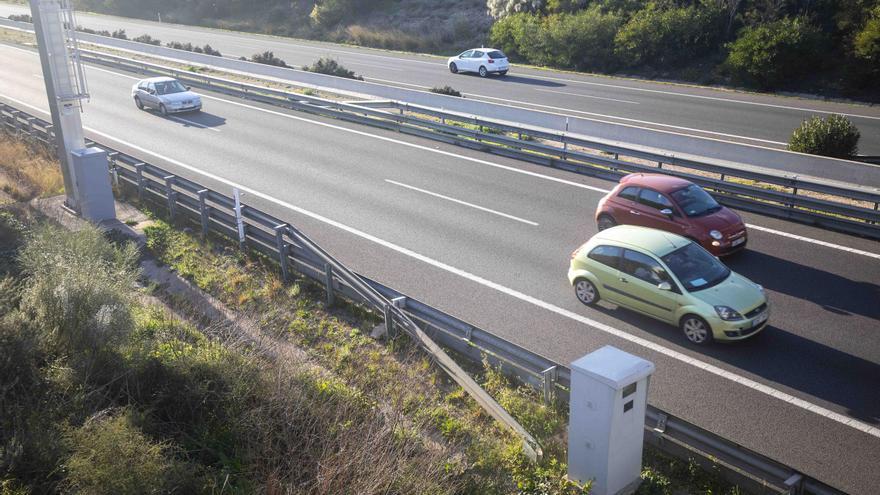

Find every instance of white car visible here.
[447,48,509,77]
[131,77,202,115]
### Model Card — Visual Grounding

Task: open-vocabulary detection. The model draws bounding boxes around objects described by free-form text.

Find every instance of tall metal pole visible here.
[29,0,78,209]
[29,0,114,222]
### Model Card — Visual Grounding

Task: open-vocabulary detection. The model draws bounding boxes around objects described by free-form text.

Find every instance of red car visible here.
[595,173,747,256]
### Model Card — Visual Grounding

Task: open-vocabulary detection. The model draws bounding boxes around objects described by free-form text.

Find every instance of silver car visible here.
[131,77,202,115]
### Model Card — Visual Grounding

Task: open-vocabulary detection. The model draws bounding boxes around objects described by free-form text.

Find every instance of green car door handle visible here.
[619,277,628,283]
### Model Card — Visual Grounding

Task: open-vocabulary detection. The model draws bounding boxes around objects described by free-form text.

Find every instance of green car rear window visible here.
[588,245,621,268]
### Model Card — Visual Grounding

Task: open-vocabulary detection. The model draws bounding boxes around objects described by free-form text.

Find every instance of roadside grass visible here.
[0,135,64,200]
[140,217,581,493]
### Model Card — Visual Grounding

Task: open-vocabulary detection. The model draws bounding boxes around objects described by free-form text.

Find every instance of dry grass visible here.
[345,24,438,52]
[0,136,64,200]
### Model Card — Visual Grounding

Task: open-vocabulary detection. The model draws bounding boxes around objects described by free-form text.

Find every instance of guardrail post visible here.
[383,303,396,339]
[25,116,35,136]
[233,188,246,249]
[542,365,558,405]
[657,161,663,169]
[324,263,335,306]
[134,163,145,200]
[274,224,290,282]
[197,189,210,239]
[164,175,177,220]
[110,166,119,188]
[783,473,805,495]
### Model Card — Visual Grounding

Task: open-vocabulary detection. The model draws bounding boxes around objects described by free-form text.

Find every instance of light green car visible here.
[568,225,769,344]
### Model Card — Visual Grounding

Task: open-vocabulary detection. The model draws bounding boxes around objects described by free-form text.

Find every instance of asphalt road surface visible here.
[2,43,880,493]
[1,1,879,156]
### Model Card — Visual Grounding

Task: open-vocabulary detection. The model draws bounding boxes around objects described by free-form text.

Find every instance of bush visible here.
[64,411,176,494]
[487,0,545,19]
[18,224,139,355]
[310,0,355,27]
[7,14,32,23]
[854,5,880,76]
[490,8,621,70]
[111,29,128,40]
[166,41,222,56]
[724,17,825,89]
[613,2,724,68]
[303,57,363,80]
[788,114,860,158]
[430,85,462,97]
[132,33,161,45]
[77,26,112,37]
[250,50,288,67]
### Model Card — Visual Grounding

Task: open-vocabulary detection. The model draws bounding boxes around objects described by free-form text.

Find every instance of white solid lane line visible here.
[534,88,640,105]
[5,93,879,439]
[746,224,880,260]
[385,179,539,226]
[521,72,880,121]
[4,47,876,260]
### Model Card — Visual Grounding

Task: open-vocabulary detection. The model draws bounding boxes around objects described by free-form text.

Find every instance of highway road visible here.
[2,43,880,493]
[1,1,880,155]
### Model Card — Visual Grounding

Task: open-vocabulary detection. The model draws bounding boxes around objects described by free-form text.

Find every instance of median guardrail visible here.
[1,100,846,495]
[3,14,876,187]
[69,49,880,240]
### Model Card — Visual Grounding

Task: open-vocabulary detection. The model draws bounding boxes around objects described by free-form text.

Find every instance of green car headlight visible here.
[714,305,744,321]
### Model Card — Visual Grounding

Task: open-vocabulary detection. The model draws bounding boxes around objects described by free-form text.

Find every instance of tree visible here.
[854,5,880,75]
[487,0,545,20]
[613,2,725,67]
[724,17,825,88]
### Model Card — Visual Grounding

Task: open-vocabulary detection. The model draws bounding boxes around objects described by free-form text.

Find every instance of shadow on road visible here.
[590,303,880,425]
[161,111,226,130]
[725,249,880,321]
[455,72,565,88]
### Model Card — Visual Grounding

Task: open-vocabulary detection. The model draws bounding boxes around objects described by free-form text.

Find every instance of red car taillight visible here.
[488,59,494,64]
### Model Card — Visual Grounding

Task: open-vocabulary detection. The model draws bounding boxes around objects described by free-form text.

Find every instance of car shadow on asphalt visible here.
[160,111,227,130]
[589,302,880,426]
[724,249,880,321]
[458,73,565,88]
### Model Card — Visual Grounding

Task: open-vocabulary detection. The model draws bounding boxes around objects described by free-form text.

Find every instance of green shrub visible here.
[613,2,724,68]
[18,224,139,355]
[167,41,223,57]
[303,57,363,80]
[7,14,31,23]
[250,50,288,67]
[542,7,622,70]
[430,85,463,97]
[854,5,880,75]
[489,12,543,62]
[788,114,860,158]
[132,33,161,45]
[64,411,174,494]
[490,8,622,71]
[724,17,825,89]
[487,0,545,20]
[111,29,127,40]
[310,0,355,27]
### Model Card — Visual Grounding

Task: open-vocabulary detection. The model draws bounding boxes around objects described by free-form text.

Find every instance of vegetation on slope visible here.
[65,0,880,98]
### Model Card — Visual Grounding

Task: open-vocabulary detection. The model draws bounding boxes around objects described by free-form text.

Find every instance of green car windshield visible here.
[661,243,730,291]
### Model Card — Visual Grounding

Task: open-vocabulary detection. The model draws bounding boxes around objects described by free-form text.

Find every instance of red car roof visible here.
[620,173,693,193]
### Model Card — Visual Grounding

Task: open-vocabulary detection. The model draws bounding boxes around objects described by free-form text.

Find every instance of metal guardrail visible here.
[73,49,880,241]
[1,101,846,495]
